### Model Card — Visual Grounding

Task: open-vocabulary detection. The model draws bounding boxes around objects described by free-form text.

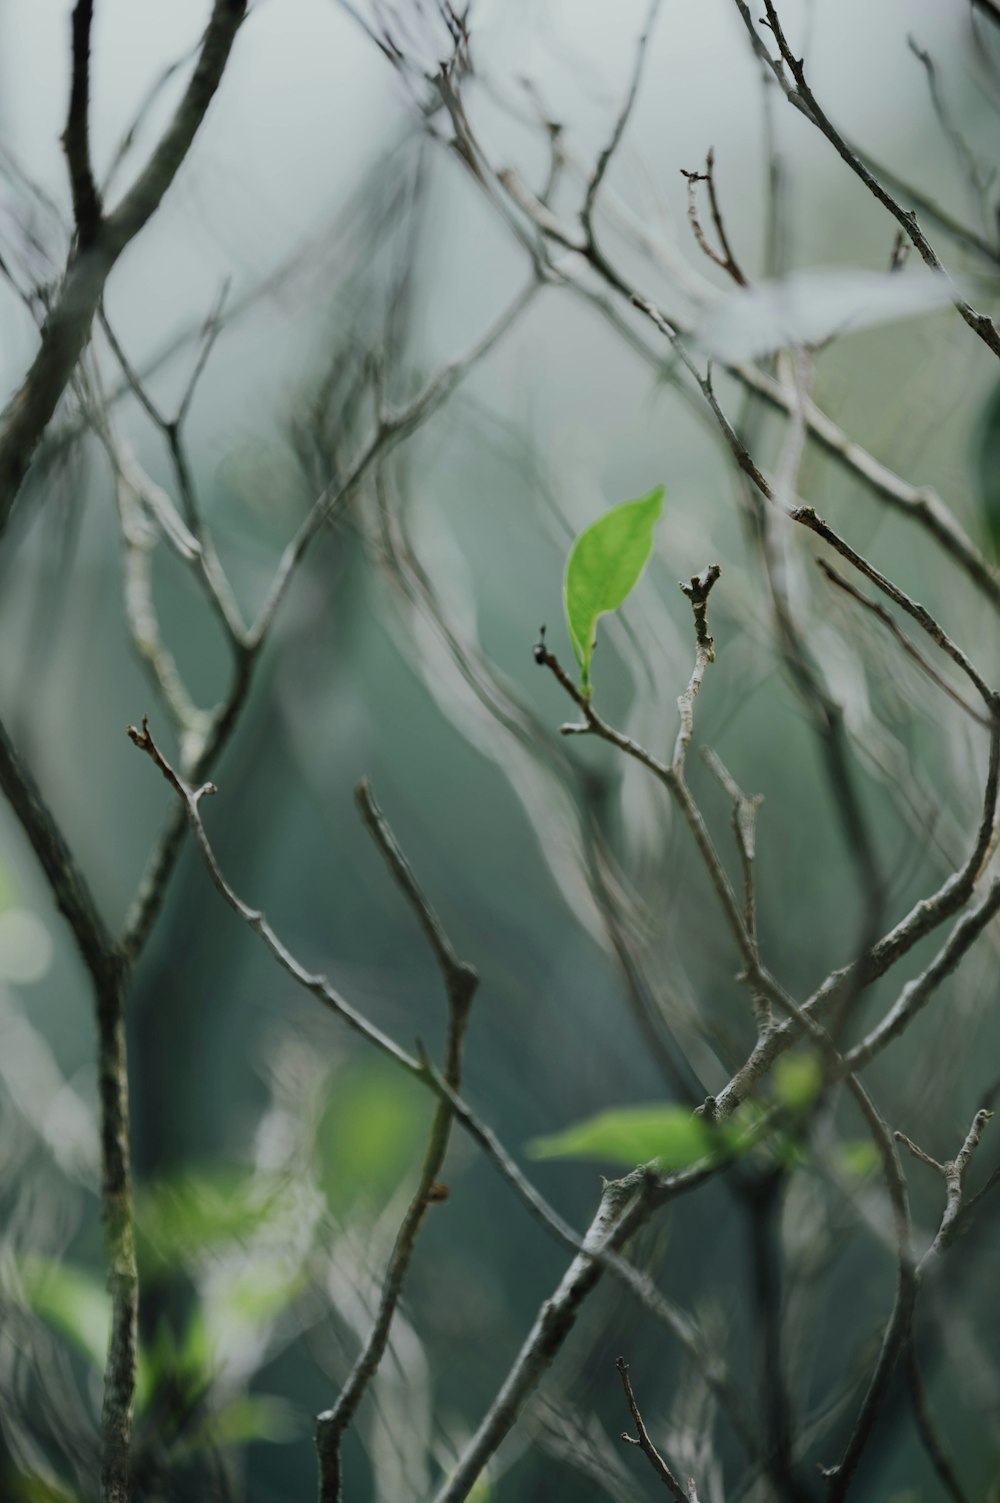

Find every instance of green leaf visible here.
[774,1052,822,1112]
[563,487,664,696]
[528,1103,711,1171]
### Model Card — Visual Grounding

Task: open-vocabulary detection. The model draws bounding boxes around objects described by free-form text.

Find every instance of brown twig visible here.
[815,558,991,728]
[680,149,748,286]
[581,0,662,238]
[616,1356,690,1501]
[315,783,478,1502]
[0,0,248,534]
[737,0,1000,359]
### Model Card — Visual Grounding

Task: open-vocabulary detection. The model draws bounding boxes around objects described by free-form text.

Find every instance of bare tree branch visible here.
[616,1355,691,1501]
[0,715,137,1503]
[315,782,479,1503]
[0,0,247,535]
[63,1,102,247]
[729,0,1000,359]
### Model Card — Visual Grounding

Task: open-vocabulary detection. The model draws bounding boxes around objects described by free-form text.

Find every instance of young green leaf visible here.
[528,1102,711,1171]
[563,486,664,696]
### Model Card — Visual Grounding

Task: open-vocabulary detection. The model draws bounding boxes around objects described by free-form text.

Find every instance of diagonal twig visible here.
[616,1356,691,1501]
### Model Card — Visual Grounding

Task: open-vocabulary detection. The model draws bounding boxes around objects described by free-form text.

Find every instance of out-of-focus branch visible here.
[0,716,137,1503]
[118,274,534,958]
[0,715,116,987]
[908,36,993,236]
[816,559,991,729]
[829,1112,994,1499]
[702,748,768,1029]
[64,1,102,246]
[98,297,249,650]
[0,0,247,536]
[906,1343,969,1503]
[315,782,479,1503]
[249,277,539,648]
[580,0,662,238]
[791,507,997,716]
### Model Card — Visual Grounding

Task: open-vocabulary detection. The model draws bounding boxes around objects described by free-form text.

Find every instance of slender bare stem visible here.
[616,1356,690,1501]
[315,783,479,1503]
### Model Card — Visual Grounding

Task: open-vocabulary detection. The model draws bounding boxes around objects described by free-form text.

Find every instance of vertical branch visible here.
[315,782,479,1502]
[743,1171,804,1500]
[96,964,137,1503]
[64,1,102,246]
[0,717,137,1503]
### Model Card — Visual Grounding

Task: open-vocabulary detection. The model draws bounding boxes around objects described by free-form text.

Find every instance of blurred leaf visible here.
[0,859,18,911]
[838,1139,881,1179]
[774,1052,822,1112]
[528,1103,711,1170]
[974,376,1000,560]
[136,1311,212,1415]
[8,1475,83,1503]
[563,487,664,696]
[317,1064,424,1210]
[211,1258,308,1330]
[696,267,958,362]
[15,1255,110,1372]
[0,908,53,984]
[136,1169,285,1276]
[13,1255,157,1401]
[192,1394,299,1450]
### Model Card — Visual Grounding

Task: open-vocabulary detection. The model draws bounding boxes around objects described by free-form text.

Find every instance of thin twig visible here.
[908,37,993,236]
[792,507,997,715]
[844,875,1000,1069]
[455,136,1000,611]
[248,277,539,649]
[0,0,248,534]
[581,0,662,236]
[616,1356,690,1501]
[702,748,767,1028]
[733,0,1000,358]
[315,783,479,1503]
[631,296,998,718]
[0,716,137,1503]
[124,716,750,1407]
[816,559,991,728]
[680,149,748,286]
